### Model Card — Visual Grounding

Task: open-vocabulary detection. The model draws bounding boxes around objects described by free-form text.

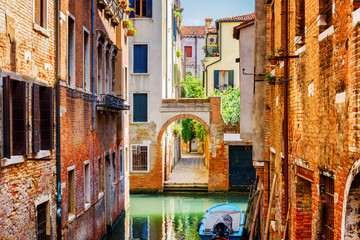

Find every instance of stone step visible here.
[163,185,208,192]
[164,182,208,186]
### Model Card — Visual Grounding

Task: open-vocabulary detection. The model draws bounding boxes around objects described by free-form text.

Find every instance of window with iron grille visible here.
[131,145,149,172]
[319,175,334,240]
[36,202,48,240]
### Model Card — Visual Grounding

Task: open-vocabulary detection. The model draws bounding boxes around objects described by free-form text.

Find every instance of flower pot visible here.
[278,50,284,56]
[121,1,126,7]
[270,60,277,65]
[126,11,130,15]
[127,31,134,36]
[122,21,128,28]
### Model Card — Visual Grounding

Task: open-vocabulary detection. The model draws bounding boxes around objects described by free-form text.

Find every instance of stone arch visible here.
[341,159,360,239]
[157,114,210,143]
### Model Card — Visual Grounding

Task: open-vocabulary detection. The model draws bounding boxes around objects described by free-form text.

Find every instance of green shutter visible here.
[214,70,219,90]
[229,70,234,88]
[133,93,148,122]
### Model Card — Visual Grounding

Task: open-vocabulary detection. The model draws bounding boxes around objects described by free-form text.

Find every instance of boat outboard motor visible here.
[213,214,233,237]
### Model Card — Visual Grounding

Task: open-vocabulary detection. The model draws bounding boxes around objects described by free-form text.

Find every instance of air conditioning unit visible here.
[209,36,217,44]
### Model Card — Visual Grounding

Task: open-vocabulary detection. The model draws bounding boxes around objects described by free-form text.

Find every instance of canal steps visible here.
[164,154,208,192]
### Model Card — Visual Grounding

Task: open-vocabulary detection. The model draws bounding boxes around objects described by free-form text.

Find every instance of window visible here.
[112,152,116,182]
[295,0,305,45]
[133,93,148,122]
[36,201,49,240]
[84,162,90,205]
[185,46,192,58]
[319,0,333,30]
[67,15,75,87]
[124,67,128,101]
[111,53,116,95]
[32,84,54,154]
[133,44,148,74]
[105,48,110,94]
[98,157,103,193]
[68,168,75,217]
[214,70,234,92]
[120,148,124,178]
[83,29,90,92]
[131,217,150,239]
[130,0,152,18]
[320,175,334,239]
[3,77,27,158]
[34,0,47,29]
[97,41,103,94]
[131,145,149,171]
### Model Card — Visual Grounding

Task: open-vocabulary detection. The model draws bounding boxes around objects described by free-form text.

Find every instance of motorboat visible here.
[197,203,246,240]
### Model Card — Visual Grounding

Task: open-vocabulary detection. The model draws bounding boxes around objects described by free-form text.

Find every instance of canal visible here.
[109,194,248,240]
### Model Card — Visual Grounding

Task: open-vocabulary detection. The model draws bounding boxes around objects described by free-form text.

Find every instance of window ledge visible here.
[353,7,360,27]
[130,170,150,174]
[131,73,150,76]
[1,155,25,167]
[131,122,149,124]
[318,25,334,42]
[295,45,306,56]
[98,192,104,200]
[68,214,76,223]
[84,203,91,212]
[33,23,50,37]
[34,150,51,159]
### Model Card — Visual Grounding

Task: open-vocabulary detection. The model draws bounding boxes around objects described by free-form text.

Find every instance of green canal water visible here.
[109,194,248,240]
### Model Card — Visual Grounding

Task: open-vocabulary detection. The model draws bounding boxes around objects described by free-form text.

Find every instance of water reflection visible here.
[110,194,248,240]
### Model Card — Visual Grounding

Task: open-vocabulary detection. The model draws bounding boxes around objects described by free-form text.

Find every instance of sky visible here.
[181,0,255,26]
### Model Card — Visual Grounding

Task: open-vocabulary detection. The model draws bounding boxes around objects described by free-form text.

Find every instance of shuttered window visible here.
[133,93,148,122]
[33,84,54,153]
[12,80,27,156]
[34,0,47,28]
[185,46,192,58]
[130,0,152,18]
[133,44,148,74]
[214,70,234,92]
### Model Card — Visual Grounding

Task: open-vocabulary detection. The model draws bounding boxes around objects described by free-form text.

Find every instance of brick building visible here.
[59,0,129,238]
[0,0,57,239]
[260,0,360,239]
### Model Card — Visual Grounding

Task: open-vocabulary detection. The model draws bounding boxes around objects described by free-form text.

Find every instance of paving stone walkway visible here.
[165,153,208,185]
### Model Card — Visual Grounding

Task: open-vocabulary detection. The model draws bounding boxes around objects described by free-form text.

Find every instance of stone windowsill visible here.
[34,150,51,159]
[131,170,150,174]
[68,214,76,223]
[33,23,50,37]
[84,203,91,212]
[353,7,360,27]
[131,73,150,76]
[98,192,104,200]
[1,155,25,167]
[318,25,334,42]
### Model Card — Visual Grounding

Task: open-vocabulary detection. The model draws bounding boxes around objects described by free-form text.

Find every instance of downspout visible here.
[91,0,96,132]
[55,0,62,238]
[205,22,222,94]
[195,34,198,77]
[283,0,289,238]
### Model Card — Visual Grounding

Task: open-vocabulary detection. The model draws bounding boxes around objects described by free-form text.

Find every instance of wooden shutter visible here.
[34,0,41,26]
[146,0,152,18]
[134,45,148,73]
[214,70,219,90]
[228,70,234,88]
[12,80,27,156]
[3,76,11,158]
[33,84,41,153]
[129,0,135,18]
[133,93,147,122]
[40,86,54,150]
[185,46,192,58]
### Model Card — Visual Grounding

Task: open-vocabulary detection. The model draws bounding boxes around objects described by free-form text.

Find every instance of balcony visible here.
[112,5,124,25]
[97,94,130,112]
[105,0,118,17]
[98,0,111,7]
[206,46,219,57]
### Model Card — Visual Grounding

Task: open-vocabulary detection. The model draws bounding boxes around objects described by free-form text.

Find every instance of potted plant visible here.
[120,0,127,7]
[122,19,132,29]
[275,46,284,56]
[125,7,134,15]
[127,27,137,36]
[176,50,183,58]
[264,74,276,85]
[267,54,277,65]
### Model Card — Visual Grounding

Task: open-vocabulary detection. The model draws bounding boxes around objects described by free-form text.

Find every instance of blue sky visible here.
[181,0,255,26]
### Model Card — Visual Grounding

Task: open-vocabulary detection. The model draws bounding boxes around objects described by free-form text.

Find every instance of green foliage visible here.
[176,50,183,58]
[181,119,195,143]
[173,123,182,137]
[211,87,240,125]
[123,19,132,28]
[194,121,207,142]
[181,75,205,98]
[174,8,182,20]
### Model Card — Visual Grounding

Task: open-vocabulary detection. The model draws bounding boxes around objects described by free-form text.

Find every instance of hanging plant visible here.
[274,46,284,56]
[267,54,277,65]
[264,74,276,85]
[125,7,134,15]
[122,19,132,29]
[176,50,183,58]
[127,27,137,36]
[120,0,127,7]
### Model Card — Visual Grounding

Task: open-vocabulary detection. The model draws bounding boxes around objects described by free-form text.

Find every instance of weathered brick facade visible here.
[0,0,57,238]
[59,0,129,239]
[263,0,360,239]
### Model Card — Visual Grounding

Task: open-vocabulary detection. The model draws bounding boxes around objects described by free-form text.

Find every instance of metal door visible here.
[229,146,256,187]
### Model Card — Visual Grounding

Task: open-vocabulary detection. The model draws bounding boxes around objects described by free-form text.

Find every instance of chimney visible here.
[205,18,213,33]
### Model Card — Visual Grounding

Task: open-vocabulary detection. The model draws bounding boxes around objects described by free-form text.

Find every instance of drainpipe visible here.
[283,0,289,238]
[91,0,96,131]
[195,34,198,77]
[55,0,62,238]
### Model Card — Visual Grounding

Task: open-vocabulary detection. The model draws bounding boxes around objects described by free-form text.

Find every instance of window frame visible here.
[215,70,234,92]
[84,160,90,209]
[132,0,152,18]
[184,46,192,58]
[132,92,149,123]
[35,195,51,239]
[119,147,124,180]
[33,0,48,30]
[67,13,76,88]
[67,165,76,221]
[132,43,149,74]
[83,27,91,93]
[130,144,150,173]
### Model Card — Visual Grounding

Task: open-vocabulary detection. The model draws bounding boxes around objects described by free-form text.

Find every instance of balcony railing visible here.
[97,94,130,112]
[206,46,219,57]
[98,0,111,7]
[105,0,118,16]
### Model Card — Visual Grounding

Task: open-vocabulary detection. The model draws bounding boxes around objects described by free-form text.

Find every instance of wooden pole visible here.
[264,173,277,240]
[249,189,263,240]
[282,203,291,240]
